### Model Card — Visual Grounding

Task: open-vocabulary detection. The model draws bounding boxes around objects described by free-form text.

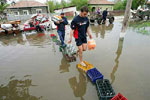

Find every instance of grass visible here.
[129,21,150,35]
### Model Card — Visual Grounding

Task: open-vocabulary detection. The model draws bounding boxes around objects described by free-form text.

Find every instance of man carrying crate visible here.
[68,6,92,66]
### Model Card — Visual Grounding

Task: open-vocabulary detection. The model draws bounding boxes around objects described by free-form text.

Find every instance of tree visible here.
[55,2,62,9]
[123,0,145,10]
[0,3,9,14]
[114,0,146,10]
[114,1,125,10]
[70,0,88,10]
[47,0,55,13]
[47,0,89,12]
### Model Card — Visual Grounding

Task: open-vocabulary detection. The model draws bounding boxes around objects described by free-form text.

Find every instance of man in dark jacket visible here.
[54,12,68,47]
[102,8,108,24]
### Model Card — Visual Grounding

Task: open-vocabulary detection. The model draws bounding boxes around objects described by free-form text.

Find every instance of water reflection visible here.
[59,55,70,73]
[110,38,124,84]
[90,24,114,38]
[129,21,150,35]
[69,72,87,100]
[52,42,56,53]
[25,32,50,47]
[0,32,51,47]
[0,34,26,46]
[0,75,43,100]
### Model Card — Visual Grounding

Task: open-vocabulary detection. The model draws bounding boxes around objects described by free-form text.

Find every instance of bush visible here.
[114,1,125,10]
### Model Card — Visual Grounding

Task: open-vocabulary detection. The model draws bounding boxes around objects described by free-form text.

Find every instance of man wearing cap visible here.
[54,12,68,47]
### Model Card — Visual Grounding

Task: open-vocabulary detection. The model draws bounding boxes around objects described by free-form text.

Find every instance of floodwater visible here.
[0,18,150,100]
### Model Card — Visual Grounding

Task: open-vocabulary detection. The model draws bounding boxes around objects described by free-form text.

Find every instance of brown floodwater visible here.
[0,18,150,100]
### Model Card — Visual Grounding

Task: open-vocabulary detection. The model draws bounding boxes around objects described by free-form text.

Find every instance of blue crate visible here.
[87,68,103,83]
[96,79,115,100]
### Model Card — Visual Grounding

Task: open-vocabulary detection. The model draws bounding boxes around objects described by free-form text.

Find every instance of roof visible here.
[54,5,76,10]
[147,1,150,4]
[7,1,47,8]
[88,0,115,5]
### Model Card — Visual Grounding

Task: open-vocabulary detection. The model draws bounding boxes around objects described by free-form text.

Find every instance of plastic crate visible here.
[111,93,128,100]
[87,68,103,84]
[77,61,94,72]
[96,79,115,100]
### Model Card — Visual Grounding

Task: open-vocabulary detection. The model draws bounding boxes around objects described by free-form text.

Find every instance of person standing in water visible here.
[68,6,92,66]
[54,12,68,47]
[102,8,108,24]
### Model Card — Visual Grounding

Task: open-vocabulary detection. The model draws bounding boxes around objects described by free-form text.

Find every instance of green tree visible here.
[55,2,62,9]
[62,0,70,8]
[123,0,146,10]
[114,0,146,10]
[114,1,125,10]
[47,0,89,12]
[47,0,55,13]
[0,3,9,14]
[47,1,62,13]
[70,0,88,10]
[132,0,145,9]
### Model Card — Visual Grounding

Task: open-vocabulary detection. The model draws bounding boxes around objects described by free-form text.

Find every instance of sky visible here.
[7,0,69,4]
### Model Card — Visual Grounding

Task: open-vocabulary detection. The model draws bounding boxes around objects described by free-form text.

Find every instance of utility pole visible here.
[120,0,133,38]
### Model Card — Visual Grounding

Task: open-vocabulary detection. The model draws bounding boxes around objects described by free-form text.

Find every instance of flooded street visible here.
[0,18,150,100]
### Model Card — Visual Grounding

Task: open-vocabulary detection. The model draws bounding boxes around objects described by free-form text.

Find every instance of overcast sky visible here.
[7,0,69,4]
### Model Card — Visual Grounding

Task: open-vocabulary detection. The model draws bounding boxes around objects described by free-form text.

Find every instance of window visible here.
[23,10,29,15]
[14,11,19,15]
[36,9,42,14]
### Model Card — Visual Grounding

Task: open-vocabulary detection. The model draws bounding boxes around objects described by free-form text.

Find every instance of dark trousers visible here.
[102,16,107,24]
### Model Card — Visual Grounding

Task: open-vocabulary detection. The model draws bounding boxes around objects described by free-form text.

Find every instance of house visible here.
[54,6,77,16]
[146,1,150,9]
[0,0,7,5]
[88,0,115,11]
[6,0,48,15]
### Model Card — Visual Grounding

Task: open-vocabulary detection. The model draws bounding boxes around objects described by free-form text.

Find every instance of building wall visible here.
[54,7,76,13]
[90,4,114,11]
[7,6,48,15]
[31,7,48,14]
[0,0,7,5]
[54,7,77,16]
[65,11,74,16]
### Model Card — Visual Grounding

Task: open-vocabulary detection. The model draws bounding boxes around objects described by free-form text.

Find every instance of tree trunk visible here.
[120,0,133,38]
